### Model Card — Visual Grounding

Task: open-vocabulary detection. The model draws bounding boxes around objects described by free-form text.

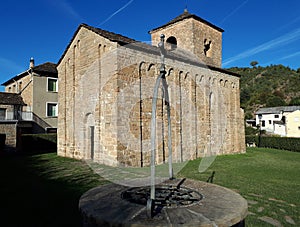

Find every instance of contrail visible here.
[279,50,300,61]
[220,0,249,25]
[223,27,300,67]
[98,0,135,26]
[51,0,83,22]
[277,15,300,32]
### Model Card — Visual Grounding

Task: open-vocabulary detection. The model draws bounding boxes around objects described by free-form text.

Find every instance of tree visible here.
[266,96,286,107]
[289,97,300,106]
[250,61,259,68]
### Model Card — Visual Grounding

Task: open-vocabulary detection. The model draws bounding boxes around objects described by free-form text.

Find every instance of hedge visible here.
[259,136,300,152]
[246,135,300,152]
[21,134,57,153]
[245,135,259,146]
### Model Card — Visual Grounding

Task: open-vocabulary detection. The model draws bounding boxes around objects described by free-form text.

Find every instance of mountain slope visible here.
[227,64,300,119]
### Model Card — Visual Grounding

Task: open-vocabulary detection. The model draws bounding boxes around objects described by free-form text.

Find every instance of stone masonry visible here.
[57,11,246,167]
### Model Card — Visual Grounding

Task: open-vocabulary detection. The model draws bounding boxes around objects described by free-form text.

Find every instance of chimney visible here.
[29,57,35,68]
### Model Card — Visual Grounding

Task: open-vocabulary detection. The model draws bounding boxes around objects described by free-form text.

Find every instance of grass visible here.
[0,148,299,226]
[0,152,107,227]
[179,147,300,226]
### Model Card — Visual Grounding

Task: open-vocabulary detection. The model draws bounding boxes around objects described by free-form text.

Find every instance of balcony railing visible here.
[0,111,33,121]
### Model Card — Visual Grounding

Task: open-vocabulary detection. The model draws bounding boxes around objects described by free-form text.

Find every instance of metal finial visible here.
[184,0,188,12]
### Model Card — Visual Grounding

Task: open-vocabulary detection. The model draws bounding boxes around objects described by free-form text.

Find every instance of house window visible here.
[261,120,265,127]
[47,78,58,92]
[275,114,279,118]
[269,120,272,124]
[46,103,58,117]
[19,81,22,92]
[0,108,6,120]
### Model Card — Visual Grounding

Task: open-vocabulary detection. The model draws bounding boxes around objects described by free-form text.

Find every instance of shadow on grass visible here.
[0,152,106,227]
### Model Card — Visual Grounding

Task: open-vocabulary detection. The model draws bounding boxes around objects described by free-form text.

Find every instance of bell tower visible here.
[149,9,224,68]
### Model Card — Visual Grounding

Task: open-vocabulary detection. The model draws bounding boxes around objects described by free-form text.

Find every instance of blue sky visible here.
[1,0,300,90]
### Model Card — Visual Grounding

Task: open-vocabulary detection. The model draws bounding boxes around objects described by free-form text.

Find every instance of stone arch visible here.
[212,78,217,86]
[167,68,174,77]
[184,72,189,80]
[220,79,224,87]
[148,63,156,73]
[224,80,229,88]
[77,40,81,50]
[166,36,177,50]
[199,75,204,83]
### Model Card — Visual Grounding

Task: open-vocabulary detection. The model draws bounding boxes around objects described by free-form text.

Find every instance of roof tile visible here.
[0,92,25,105]
[149,10,224,33]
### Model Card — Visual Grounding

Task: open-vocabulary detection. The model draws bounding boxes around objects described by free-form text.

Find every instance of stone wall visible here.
[0,122,17,149]
[150,18,222,68]
[57,26,119,164]
[57,26,246,167]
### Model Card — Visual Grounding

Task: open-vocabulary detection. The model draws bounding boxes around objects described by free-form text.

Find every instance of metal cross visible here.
[148,34,174,218]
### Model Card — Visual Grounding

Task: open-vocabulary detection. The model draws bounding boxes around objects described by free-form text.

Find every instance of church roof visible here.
[2,62,57,86]
[80,23,137,44]
[149,10,224,33]
[57,23,137,65]
[57,23,239,77]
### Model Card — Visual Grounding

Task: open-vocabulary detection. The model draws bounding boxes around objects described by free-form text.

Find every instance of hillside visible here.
[226,64,300,119]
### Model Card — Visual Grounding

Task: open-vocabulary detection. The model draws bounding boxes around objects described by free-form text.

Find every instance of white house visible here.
[255,106,300,137]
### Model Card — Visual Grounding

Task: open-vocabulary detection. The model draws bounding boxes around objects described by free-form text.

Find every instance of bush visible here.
[245,126,259,136]
[21,134,57,153]
[259,136,300,152]
[245,135,259,146]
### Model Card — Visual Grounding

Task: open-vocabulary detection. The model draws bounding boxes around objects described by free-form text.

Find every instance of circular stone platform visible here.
[79,179,248,227]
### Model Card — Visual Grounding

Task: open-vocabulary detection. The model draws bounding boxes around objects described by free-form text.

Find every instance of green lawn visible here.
[0,152,107,227]
[0,148,299,226]
[179,148,300,226]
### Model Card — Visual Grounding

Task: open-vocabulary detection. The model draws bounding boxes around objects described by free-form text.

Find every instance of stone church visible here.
[57,10,246,167]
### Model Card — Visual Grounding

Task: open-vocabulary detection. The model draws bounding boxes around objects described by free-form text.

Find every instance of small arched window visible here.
[166,36,177,50]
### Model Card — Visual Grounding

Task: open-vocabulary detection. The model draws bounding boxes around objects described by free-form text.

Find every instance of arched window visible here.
[166,36,177,50]
[204,38,212,57]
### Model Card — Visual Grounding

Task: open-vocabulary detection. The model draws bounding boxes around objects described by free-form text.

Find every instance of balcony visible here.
[0,111,33,121]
